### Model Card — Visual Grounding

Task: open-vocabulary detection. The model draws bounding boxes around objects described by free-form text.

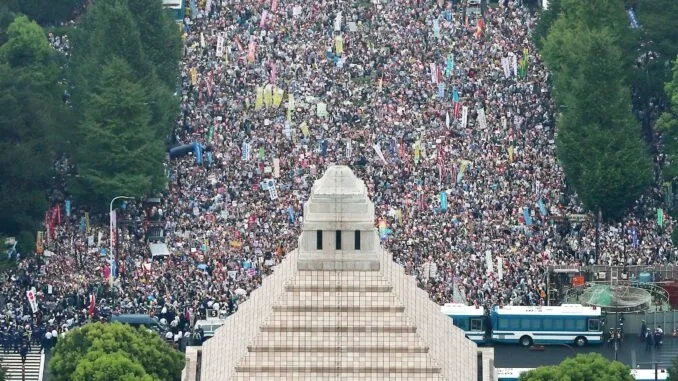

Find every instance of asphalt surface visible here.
[491,336,678,370]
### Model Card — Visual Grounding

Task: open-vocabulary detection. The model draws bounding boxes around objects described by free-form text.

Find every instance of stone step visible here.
[277,291,401,308]
[235,351,441,371]
[251,331,428,348]
[260,325,417,333]
[232,373,444,381]
[284,284,393,292]
[247,345,429,353]
[272,305,404,313]
[0,351,42,381]
[267,310,411,326]
[292,271,388,283]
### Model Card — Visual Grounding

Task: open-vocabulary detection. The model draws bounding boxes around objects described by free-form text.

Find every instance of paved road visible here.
[491,336,678,370]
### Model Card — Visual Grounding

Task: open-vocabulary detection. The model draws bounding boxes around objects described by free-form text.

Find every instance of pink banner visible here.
[271,0,278,12]
[247,41,257,62]
[270,62,277,84]
[260,10,268,28]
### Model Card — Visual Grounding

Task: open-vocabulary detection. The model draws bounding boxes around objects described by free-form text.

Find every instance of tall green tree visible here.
[49,322,184,381]
[657,59,678,180]
[0,16,64,237]
[532,0,562,50]
[72,57,167,203]
[542,0,652,220]
[520,353,634,381]
[4,0,84,26]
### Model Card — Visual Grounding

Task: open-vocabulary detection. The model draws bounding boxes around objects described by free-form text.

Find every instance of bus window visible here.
[454,319,468,330]
[564,319,575,330]
[574,319,586,331]
[553,319,564,330]
[520,319,530,330]
[470,318,483,331]
[542,319,552,330]
[498,319,510,330]
[588,319,601,331]
[510,319,520,330]
[531,319,542,330]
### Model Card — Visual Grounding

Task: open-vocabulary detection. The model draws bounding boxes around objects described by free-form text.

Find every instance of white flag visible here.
[26,290,38,313]
[461,106,469,128]
[445,112,450,128]
[477,108,487,130]
[373,144,387,165]
[512,55,518,77]
[485,250,493,276]
[216,36,224,57]
[346,140,352,158]
[334,11,342,31]
[497,257,504,280]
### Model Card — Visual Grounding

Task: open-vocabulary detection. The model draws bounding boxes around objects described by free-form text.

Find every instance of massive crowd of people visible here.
[1,0,675,350]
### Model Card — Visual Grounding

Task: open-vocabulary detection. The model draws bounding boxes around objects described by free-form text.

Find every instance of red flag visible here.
[89,293,96,316]
[454,103,461,118]
[55,205,61,225]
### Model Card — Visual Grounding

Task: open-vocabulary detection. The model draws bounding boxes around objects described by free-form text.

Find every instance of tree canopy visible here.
[657,59,678,181]
[4,0,85,26]
[520,353,634,381]
[48,322,184,381]
[541,0,653,221]
[66,0,180,204]
[0,16,64,238]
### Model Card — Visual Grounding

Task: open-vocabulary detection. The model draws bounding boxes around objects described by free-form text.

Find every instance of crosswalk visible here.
[0,350,43,381]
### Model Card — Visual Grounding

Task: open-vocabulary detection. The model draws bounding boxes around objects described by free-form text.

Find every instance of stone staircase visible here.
[231,270,444,380]
[0,350,43,381]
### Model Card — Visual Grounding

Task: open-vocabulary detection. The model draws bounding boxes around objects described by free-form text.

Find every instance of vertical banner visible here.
[263,84,273,107]
[272,87,284,107]
[512,54,518,77]
[242,142,251,161]
[110,210,117,255]
[430,63,438,84]
[271,0,278,12]
[26,290,38,313]
[439,191,448,211]
[485,250,492,275]
[497,257,504,280]
[273,158,280,178]
[65,199,71,217]
[268,181,278,200]
[373,144,387,165]
[247,40,257,63]
[260,10,268,28]
[346,140,352,158]
[85,212,90,234]
[461,106,469,128]
[216,35,224,56]
[477,108,487,129]
[255,86,264,110]
[334,11,342,31]
[190,67,197,85]
[36,231,44,254]
[658,208,664,228]
[335,35,344,54]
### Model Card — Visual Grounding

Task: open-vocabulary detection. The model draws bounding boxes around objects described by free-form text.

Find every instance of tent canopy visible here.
[149,243,170,257]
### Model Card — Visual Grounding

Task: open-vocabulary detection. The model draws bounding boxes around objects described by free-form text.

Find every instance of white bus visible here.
[490,304,604,347]
[440,303,487,343]
[496,368,667,381]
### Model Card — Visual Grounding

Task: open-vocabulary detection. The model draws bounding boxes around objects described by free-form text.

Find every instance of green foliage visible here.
[658,59,678,180]
[635,0,678,66]
[5,0,85,26]
[66,0,181,203]
[72,58,167,203]
[49,322,184,381]
[532,0,561,50]
[0,16,63,236]
[541,0,652,221]
[520,353,634,381]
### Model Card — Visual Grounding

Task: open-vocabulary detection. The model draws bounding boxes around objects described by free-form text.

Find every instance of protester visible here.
[0,0,674,346]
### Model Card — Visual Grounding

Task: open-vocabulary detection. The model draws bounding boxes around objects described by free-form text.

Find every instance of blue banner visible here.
[523,207,533,226]
[193,142,203,165]
[287,206,296,224]
[440,191,448,211]
[438,82,446,98]
[321,140,328,157]
[65,199,71,217]
[452,87,460,103]
[538,199,547,217]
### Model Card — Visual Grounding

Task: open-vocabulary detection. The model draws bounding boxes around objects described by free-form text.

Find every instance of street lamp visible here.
[109,196,134,280]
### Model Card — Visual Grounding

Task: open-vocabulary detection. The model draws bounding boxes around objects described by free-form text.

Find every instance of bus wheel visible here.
[520,336,533,347]
[574,336,587,347]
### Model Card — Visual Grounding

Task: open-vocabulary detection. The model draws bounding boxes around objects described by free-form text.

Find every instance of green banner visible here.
[657,208,664,228]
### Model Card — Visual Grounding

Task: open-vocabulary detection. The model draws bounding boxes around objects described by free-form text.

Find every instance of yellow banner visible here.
[255,87,264,110]
[272,87,284,107]
[414,142,420,164]
[300,122,309,138]
[508,146,514,163]
[263,84,273,107]
[335,36,344,54]
[190,67,197,85]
